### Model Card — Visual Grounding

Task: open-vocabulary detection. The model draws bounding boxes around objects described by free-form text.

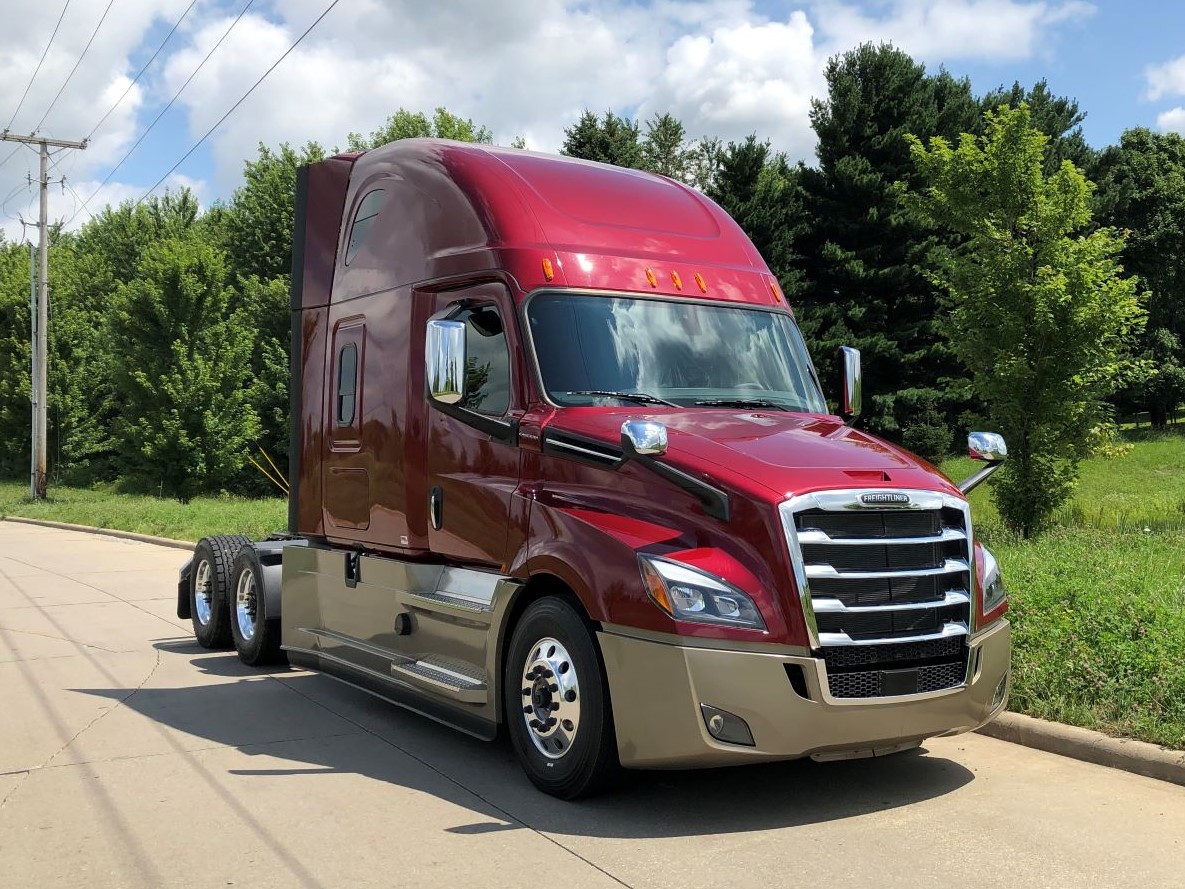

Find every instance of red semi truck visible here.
[178,138,1011,799]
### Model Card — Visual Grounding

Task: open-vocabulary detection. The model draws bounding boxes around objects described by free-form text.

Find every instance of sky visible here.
[1,0,1185,243]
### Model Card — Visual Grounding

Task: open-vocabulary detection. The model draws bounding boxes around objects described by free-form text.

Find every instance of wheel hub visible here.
[235,569,258,642]
[520,637,580,759]
[193,559,212,625]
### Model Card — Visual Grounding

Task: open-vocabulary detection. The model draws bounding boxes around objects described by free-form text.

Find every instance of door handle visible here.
[429,486,443,530]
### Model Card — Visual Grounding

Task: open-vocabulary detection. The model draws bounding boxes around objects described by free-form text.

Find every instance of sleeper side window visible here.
[344,189,385,266]
[457,306,510,417]
[336,342,358,426]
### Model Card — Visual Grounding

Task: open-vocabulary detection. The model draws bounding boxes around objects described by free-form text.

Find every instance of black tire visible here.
[229,546,286,666]
[189,535,251,649]
[504,597,619,799]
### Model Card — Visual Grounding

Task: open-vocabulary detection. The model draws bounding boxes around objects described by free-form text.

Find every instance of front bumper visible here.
[599,619,1010,769]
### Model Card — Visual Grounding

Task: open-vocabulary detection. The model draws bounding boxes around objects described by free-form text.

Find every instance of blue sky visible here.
[2,0,1185,241]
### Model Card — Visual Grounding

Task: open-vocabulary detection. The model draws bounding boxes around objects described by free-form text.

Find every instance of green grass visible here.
[0,481,287,542]
[942,433,1185,749]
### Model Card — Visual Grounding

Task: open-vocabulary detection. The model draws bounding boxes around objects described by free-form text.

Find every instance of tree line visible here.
[0,46,1174,535]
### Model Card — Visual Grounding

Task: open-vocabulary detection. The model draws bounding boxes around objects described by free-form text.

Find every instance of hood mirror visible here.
[621,420,668,456]
[426,319,466,404]
[838,346,862,424]
[959,431,1008,494]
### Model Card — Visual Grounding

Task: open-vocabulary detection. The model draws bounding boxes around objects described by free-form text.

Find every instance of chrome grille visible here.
[781,491,973,701]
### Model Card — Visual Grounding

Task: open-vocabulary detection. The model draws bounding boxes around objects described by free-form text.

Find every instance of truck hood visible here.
[548,408,961,500]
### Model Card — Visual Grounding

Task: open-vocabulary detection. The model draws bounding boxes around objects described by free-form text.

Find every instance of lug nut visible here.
[550,702,560,711]
[523,705,533,714]
[548,684,559,693]
[522,687,531,696]
[529,719,542,729]
[546,717,557,727]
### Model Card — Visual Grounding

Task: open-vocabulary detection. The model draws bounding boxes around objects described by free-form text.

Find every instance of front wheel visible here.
[504,597,618,799]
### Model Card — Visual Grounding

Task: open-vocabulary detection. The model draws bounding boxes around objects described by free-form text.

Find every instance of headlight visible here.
[639,556,766,630]
[981,546,1006,614]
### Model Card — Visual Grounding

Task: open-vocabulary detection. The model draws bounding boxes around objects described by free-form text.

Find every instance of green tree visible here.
[0,237,31,477]
[235,274,292,491]
[561,109,645,168]
[797,43,982,440]
[980,79,1097,175]
[1094,127,1185,426]
[641,112,697,182]
[107,238,259,501]
[347,107,493,151]
[908,104,1146,537]
[223,142,324,284]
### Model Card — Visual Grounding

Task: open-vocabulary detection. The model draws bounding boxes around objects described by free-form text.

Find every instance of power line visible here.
[30,0,116,136]
[5,0,73,132]
[69,0,259,224]
[85,0,200,142]
[140,0,342,203]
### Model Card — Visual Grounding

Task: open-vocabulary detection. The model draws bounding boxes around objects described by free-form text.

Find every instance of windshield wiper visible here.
[694,398,792,411]
[566,390,681,407]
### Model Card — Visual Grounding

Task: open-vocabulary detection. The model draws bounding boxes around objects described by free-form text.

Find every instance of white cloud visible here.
[814,0,1095,62]
[1146,56,1185,101]
[1156,106,1185,133]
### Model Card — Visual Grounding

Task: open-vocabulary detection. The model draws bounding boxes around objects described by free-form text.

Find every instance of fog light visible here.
[700,704,755,746]
[992,673,1009,709]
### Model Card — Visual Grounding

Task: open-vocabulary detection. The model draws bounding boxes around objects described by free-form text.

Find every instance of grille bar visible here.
[805,559,969,580]
[813,590,970,613]
[797,528,966,546]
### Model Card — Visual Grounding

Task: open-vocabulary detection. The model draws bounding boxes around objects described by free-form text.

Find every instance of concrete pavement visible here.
[1,520,1182,889]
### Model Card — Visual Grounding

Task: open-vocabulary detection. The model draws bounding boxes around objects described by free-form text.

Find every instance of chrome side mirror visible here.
[621,420,667,456]
[426,319,466,404]
[968,432,1007,462]
[838,346,861,423]
[959,432,1008,494]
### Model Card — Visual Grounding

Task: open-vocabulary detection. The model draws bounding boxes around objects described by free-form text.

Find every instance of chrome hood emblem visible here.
[859,492,911,505]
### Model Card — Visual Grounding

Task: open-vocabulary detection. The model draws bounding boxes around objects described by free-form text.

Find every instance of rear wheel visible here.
[504,597,618,799]
[229,547,285,666]
[190,535,251,649]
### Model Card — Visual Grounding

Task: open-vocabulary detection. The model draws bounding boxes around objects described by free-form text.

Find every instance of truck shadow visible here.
[75,640,976,839]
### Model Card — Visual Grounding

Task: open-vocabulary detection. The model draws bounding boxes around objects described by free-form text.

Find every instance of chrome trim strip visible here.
[818,621,968,647]
[546,438,619,460]
[805,558,969,580]
[796,528,966,546]
[779,499,819,649]
[812,590,970,613]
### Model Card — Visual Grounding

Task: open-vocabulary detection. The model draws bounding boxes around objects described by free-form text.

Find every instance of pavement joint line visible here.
[977,713,1185,787]
[0,552,190,633]
[0,625,122,654]
[270,673,636,889]
[24,730,368,772]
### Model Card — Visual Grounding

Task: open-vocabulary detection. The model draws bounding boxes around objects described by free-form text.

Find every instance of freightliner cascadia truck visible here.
[177,138,1012,799]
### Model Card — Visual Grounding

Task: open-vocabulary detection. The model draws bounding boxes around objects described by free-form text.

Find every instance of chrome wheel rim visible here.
[235,569,257,641]
[193,559,212,625]
[520,637,580,759]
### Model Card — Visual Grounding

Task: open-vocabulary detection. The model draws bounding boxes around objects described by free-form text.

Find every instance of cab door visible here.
[425,284,522,568]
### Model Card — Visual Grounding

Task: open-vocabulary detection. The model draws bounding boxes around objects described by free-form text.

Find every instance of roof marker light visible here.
[542,258,554,281]
[769,279,783,302]
[694,272,708,293]
[671,271,683,291]
[645,267,658,288]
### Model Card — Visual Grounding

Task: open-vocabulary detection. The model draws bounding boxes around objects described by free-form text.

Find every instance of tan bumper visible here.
[598,620,1010,769]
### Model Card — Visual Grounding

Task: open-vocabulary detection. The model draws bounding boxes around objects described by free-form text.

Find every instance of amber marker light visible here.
[769,279,783,302]
[645,267,658,288]
[694,272,708,293]
[640,558,674,617]
[671,271,683,290]
[541,258,554,281]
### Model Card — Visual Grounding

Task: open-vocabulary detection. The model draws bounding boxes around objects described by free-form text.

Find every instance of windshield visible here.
[527,293,827,413]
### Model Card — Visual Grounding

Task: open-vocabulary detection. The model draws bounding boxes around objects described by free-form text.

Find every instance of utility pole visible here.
[1,132,87,499]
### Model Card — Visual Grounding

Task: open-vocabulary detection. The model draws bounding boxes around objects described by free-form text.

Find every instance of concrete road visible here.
[1,521,1182,889]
